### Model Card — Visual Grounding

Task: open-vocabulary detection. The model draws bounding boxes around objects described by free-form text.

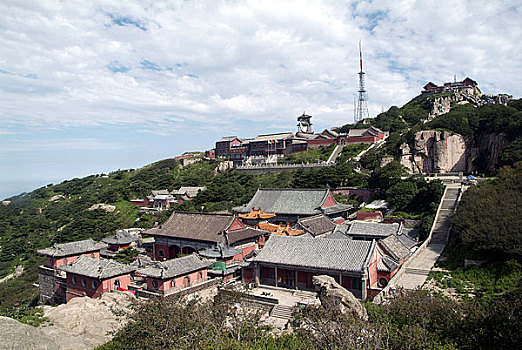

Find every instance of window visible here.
[64,258,68,264]
[158,250,165,260]
[198,272,203,280]
[81,278,86,287]
[72,276,77,285]
[91,280,96,290]
[152,280,158,289]
[171,280,176,288]
[91,253,95,258]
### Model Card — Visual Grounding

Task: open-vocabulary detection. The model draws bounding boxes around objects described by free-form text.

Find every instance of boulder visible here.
[312,275,368,321]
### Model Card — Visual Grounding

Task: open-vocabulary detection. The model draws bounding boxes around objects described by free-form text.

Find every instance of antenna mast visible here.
[355,40,369,123]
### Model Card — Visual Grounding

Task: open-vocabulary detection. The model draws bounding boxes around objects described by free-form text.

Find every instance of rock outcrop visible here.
[312,275,368,321]
[400,130,509,174]
[1,292,135,350]
[400,131,468,174]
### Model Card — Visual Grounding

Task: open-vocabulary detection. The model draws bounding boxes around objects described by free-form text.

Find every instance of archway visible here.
[169,245,180,259]
[183,276,190,288]
[182,246,196,255]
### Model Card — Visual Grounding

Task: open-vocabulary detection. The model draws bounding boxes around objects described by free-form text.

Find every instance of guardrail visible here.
[235,162,332,174]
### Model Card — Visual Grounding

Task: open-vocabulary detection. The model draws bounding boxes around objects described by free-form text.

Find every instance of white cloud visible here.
[0,0,520,138]
[1,138,132,152]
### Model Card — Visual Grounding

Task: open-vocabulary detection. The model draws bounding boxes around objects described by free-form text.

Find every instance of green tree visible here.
[452,164,522,257]
[386,181,418,211]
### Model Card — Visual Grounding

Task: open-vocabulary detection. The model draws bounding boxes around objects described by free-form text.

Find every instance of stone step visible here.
[405,268,431,275]
[270,305,294,319]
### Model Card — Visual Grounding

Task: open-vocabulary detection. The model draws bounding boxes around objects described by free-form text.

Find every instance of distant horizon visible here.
[2,1,521,200]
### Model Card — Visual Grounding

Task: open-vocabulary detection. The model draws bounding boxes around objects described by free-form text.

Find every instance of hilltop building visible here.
[422,77,481,96]
[213,112,385,166]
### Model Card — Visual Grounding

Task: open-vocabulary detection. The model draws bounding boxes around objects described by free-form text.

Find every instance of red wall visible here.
[154,243,170,261]
[321,193,338,208]
[243,268,254,283]
[65,273,131,302]
[145,269,207,292]
[367,249,380,288]
[228,218,245,231]
[47,251,101,269]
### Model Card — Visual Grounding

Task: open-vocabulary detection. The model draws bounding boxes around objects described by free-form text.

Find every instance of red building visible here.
[37,239,108,303]
[215,136,243,158]
[130,189,176,211]
[135,254,212,296]
[244,233,410,300]
[245,235,377,299]
[343,126,385,144]
[233,188,353,223]
[355,211,384,222]
[102,230,138,254]
[144,212,266,262]
[59,255,135,302]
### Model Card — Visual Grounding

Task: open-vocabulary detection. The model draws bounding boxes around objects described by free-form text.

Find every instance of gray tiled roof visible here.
[198,242,241,259]
[323,230,352,240]
[398,228,419,249]
[321,204,353,215]
[297,214,336,237]
[37,239,108,257]
[151,189,170,196]
[377,254,399,273]
[254,235,374,273]
[59,255,135,279]
[136,254,212,280]
[227,227,266,245]
[172,186,206,198]
[233,188,333,216]
[144,212,235,243]
[102,231,138,245]
[379,235,410,261]
[347,221,402,238]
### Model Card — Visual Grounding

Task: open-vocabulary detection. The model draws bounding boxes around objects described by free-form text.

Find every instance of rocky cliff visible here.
[400,131,469,174]
[400,130,508,174]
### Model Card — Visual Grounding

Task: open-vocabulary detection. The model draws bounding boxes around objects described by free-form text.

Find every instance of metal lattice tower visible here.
[355,40,369,123]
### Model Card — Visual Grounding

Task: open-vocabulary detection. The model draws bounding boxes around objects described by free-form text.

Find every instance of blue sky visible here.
[1,0,521,199]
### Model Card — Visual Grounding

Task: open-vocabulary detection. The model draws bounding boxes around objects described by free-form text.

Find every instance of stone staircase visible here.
[391,185,463,290]
[327,144,343,163]
[270,305,294,320]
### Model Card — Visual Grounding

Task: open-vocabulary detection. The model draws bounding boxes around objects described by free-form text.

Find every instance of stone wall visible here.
[38,266,63,304]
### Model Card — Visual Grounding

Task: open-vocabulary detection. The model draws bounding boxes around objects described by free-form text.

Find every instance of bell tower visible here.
[297,112,313,134]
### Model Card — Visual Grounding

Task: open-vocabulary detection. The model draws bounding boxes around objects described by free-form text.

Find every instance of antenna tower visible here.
[355,40,369,123]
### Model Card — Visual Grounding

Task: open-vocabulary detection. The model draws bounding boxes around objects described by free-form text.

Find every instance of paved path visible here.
[395,185,461,289]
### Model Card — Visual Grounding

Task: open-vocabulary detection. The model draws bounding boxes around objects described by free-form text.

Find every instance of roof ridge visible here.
[174,211,233,217]
[258,188,329,191]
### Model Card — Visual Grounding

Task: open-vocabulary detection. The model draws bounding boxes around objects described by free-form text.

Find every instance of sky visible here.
[1,0,521,199]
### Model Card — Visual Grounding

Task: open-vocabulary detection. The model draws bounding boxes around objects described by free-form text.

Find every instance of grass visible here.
[279,144,335,164]
[7,307,51,327]
[337,143,370,163]
[429,241,522,302]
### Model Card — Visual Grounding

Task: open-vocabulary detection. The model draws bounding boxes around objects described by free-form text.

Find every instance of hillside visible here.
[347,94,522,174]
[1,89,520,337]
[0,158,371,311]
